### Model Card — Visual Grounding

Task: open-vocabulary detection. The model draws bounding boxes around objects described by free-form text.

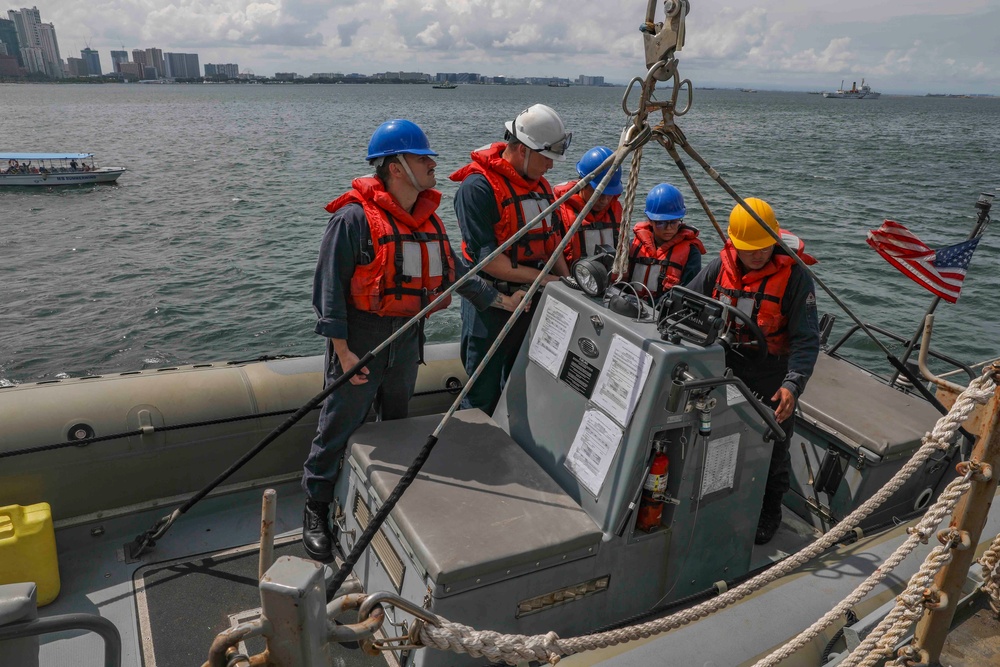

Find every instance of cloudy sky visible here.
[24,0,1000,94]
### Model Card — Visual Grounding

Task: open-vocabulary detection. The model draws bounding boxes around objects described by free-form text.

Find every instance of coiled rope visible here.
[411,371,996,665]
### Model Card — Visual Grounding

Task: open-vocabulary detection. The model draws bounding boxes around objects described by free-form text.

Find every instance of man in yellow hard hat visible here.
[687,197,819,545]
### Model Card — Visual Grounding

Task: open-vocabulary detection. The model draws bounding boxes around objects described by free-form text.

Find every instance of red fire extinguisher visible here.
[636,447,669,532]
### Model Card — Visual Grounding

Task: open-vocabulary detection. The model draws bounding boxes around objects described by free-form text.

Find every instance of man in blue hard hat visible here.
[626,183,705,299]
[553,145,624,266]
[450,104,572,415]
[303,119,526,561]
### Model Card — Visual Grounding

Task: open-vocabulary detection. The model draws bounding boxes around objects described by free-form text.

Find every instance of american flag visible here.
[866,220,980,303]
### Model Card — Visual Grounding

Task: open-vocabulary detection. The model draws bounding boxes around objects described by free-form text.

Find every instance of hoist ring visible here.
[673,78,694,116]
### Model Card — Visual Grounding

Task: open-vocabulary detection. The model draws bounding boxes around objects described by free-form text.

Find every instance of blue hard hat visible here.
[576,146,623,196]
[366,119,438,161]
[644,183,686,221]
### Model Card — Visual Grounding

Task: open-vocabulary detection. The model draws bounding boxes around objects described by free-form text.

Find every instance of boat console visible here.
[336,281,781,665]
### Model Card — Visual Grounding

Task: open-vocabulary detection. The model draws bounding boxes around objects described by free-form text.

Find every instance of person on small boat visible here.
[70,158,78,170]
[553,145,623,265]
[625,183,705,299]
[302,119,525,561]
[450,103,572,413]
[687,198,820,545]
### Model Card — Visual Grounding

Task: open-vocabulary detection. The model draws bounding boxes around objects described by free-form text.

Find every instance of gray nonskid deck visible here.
[40,480,318,667]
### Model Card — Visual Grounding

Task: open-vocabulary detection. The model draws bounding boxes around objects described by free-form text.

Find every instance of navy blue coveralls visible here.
[687,252,820,517]
[303,202,497,504]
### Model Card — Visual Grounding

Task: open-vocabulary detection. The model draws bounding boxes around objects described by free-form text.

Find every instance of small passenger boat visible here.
[0,152,126,187]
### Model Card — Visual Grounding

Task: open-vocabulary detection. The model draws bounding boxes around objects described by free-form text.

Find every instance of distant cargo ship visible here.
[823,78,880,99]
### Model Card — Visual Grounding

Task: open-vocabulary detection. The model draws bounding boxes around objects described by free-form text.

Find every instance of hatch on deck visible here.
[345,409,603,589]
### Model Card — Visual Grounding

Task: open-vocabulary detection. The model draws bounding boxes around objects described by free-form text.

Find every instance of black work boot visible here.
[302,500,334,562]
[754,508,782,545]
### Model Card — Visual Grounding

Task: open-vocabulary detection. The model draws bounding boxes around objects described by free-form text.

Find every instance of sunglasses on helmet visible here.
[507,126,573,157]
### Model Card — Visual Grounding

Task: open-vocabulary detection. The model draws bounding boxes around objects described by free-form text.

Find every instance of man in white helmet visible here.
[450,104,572,413]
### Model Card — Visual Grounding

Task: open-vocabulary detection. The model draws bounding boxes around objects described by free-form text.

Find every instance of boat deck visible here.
[41,479,384,667]
[34,475,1000,667]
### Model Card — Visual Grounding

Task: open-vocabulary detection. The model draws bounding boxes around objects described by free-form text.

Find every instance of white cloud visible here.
[28,0,1000,93]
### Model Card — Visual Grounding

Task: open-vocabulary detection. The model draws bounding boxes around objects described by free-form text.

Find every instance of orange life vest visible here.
[627,221,706,297]
[450,142,560,268]
[553,180,623,265]
[325,176,456,318]
[712,241,795,356]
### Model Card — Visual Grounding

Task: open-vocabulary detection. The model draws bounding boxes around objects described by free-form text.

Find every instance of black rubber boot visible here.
[754,508,782,545]
[302,500,334,562]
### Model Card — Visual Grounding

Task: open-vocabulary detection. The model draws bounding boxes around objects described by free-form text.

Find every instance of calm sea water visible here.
[1,83,998,385]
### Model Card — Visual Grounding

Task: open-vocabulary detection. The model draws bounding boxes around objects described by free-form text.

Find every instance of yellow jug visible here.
[0,503,61,606]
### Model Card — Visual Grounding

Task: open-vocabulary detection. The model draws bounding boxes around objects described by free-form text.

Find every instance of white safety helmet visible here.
[504,104,572,161]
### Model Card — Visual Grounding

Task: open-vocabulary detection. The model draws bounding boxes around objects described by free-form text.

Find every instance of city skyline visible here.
[3,2,999,94]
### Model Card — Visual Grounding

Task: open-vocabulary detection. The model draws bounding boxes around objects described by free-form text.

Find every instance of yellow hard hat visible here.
[728,198,779,250]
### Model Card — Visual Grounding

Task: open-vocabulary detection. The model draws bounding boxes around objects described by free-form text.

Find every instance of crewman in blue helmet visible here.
[553,145,624,265]
[302,120,525,562]
[626,183,706,299]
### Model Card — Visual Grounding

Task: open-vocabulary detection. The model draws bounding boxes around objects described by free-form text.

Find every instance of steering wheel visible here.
[718,302,768,363]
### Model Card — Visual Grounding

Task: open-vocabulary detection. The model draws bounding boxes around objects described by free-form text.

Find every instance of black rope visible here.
[128,350,376,556]
[327,433,440,599]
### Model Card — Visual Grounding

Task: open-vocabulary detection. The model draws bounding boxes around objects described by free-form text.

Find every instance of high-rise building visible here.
[205,62,238,79]
[37,22,61,77]
[131,48,147,69]
[110,50,128,72]
[20,45,43,74]
[0,18,22,67]
[7,7,63,78]
[164,52,199,79]
[81,47,100,76]
[145,47,164,78]
[0,53,20,76]
[66,55,87,77]
[118,61,141,79]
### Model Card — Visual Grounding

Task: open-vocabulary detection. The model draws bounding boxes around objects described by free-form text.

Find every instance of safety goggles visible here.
[653,218,683,227]
[537,132,572,157]
[508,126,573,157]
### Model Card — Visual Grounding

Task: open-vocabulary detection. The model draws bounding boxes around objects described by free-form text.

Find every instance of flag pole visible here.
[888,193,993,386]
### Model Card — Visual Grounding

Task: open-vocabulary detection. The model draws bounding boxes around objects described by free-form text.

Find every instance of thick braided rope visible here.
[979,532,1000,614]
[757,470,974,667]
[848,543,958,667]
[416,373,995,666]
[611,143,643,278]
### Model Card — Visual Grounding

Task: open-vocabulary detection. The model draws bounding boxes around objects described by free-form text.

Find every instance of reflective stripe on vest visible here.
[328,176,456,318]
[627,221,701,297]
[580,222,617,258]
[451,143,560,268]
[712,245,794,356]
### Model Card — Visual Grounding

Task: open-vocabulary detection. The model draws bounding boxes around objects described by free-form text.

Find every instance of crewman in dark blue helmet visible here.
[553,145,624,266]
[302,120,525,562]
[626,183,706,299]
